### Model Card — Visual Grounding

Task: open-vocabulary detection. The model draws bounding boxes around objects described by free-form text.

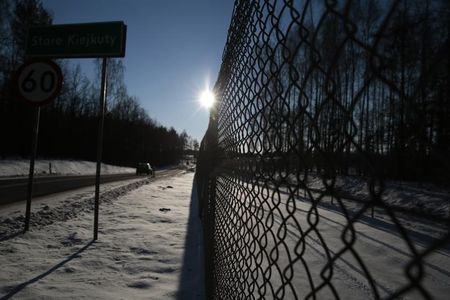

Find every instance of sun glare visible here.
[199,90,215,109]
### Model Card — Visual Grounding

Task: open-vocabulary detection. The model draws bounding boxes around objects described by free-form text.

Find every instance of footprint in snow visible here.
[127,280,152,289]
[61,232,83,246]
[153,266,177,274]
[46,244,59,249]
[0,247,15,254]
[158,185,173,190]
[64,266,76,273]
[130,246,156,256]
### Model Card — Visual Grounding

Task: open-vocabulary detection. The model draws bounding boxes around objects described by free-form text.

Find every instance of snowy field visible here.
[271,194,449,299]
[0,159,135,177]
[214,176,450,299]
[306,175,450,219]
[0,171,204,299]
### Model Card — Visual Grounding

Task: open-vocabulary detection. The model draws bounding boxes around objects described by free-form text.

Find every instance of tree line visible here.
[0,0,197,167]
[218,0,448,184]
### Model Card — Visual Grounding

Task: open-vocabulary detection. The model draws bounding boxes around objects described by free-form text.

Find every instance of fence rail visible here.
[196,0,450,299]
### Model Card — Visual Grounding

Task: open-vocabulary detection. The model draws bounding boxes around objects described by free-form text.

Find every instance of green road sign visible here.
[26,21,127,58]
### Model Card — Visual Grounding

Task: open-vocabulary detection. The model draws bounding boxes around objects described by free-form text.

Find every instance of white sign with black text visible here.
[16,59,63,106]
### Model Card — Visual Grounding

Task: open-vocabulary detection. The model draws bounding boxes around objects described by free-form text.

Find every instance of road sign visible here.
[26,21,127,58]
[16,59,63,106]
[22,21,126,239]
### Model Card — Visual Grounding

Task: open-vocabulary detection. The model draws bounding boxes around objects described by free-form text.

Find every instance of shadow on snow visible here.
[176,176,205,300]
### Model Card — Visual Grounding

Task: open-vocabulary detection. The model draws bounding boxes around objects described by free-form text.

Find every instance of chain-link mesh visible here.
[197,0,450,299]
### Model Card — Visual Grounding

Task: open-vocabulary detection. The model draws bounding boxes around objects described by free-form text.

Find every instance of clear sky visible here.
[41,0,234,142]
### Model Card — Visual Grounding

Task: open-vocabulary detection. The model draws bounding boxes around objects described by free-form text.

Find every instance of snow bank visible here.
[0,172,204,299]
[0,159,135,177]
[286,173,450,219]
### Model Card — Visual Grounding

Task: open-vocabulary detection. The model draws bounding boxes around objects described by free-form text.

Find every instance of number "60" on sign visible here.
[16,59,63,106]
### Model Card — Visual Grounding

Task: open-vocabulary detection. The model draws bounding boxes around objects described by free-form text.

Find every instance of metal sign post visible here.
[15,59,63,232]
[24,106,40,232]
[94,58,107,240]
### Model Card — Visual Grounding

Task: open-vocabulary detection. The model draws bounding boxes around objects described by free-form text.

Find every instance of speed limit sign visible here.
[16,59,63,106]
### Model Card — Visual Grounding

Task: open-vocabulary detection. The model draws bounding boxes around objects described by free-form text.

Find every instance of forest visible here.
[216,0,449,184]
[0,0,196,167]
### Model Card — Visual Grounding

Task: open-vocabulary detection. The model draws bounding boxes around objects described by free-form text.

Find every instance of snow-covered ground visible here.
[214,177,450,299]
[0,159,135,177]
[283,173,450,219]
[0,171,204,299]
[1,158,448,299]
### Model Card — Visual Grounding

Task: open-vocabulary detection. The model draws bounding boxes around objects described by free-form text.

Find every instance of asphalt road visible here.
[0,172,159,206]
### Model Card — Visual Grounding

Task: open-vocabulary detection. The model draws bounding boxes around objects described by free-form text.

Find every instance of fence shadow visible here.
[176,176,205,300]
[0,240,94,300]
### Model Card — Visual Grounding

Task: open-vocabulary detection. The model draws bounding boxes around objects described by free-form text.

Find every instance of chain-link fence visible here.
[196,0,450,299]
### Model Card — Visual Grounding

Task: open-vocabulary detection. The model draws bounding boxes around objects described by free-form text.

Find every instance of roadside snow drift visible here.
[0,159,135,177]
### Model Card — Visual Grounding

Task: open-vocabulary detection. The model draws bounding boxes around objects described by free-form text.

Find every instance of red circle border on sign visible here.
[15,58,63,107]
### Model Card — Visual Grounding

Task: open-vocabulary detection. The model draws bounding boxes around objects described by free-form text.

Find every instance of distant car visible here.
[136,163,154,176]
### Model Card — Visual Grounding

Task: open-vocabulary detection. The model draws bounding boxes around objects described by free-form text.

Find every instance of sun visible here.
[199,90,215,109]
